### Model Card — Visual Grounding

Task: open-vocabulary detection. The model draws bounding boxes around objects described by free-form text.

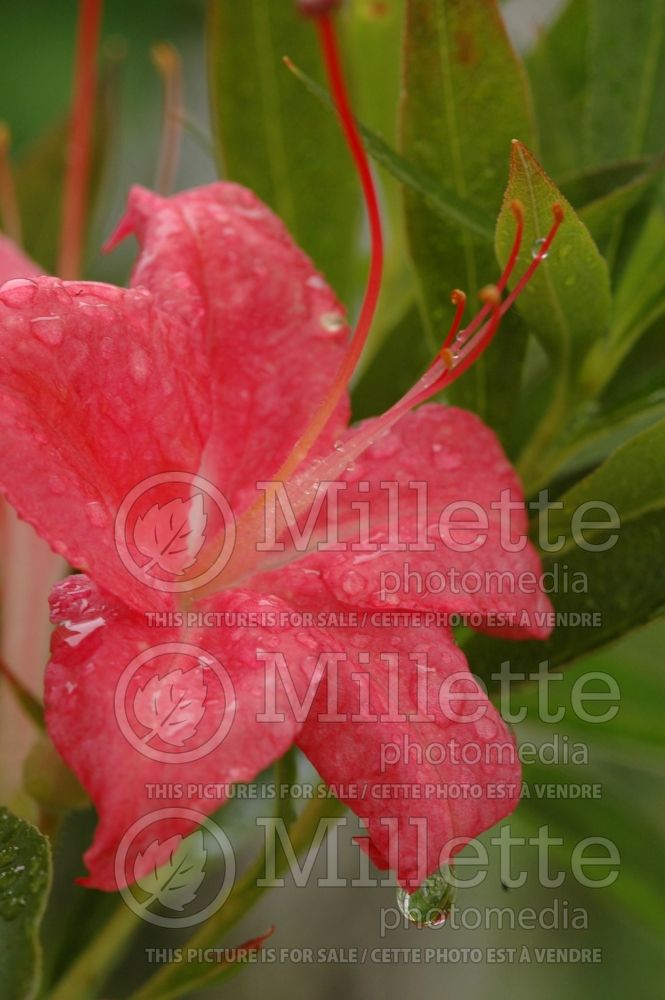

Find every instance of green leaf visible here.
[207,0,358,298]
[585,0,665,166]
[0,808,51,1000]
[525,0,590,177]
[496,141,612,376]
[516,629,665,936]
[466,417,665,683]
[285,59,494,240]
[400,0,535,438]
[570,157,665,249]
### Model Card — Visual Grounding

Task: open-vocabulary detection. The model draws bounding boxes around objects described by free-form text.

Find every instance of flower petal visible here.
[115,183,351,511]
[272,405,552,638]
[44,575,326,890]
[253,566,520,889]
[0,277,210,610]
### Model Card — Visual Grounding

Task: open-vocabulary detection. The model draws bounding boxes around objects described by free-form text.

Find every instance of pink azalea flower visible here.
[0,178,560,891]
[0,8,562,893]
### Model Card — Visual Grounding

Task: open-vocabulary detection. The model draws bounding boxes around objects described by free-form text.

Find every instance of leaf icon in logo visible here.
[134,493,207,576]
[134,830,207,912]
[134,666,208,747]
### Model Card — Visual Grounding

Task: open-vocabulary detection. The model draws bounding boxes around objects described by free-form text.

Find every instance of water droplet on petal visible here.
[85,501,107,527]
[48,474,66,496]
[130,347,149,385]
[369,434,398,459]
[531,237,549,260]
[31,316,64,346]
[319,311,346,335]
[0,278,38,306]
[396,865,457,927]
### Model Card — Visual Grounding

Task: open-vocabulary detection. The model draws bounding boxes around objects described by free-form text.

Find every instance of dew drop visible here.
[31,316,64,346]
[396,865,457,927]
[48,474,66,496]
[0,893,27,921]
[85,501,107,527]
[130,347,149,385]
[531,238,549,260]
[369,434,398,459]
[0,278,38,306]
[319,311,346,335]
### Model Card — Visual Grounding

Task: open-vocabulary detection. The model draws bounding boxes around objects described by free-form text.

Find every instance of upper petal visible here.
[115,183,351,511]
[0,278,210,610]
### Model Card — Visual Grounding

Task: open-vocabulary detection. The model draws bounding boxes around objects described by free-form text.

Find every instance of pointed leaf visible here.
[496,141,611,377]
[0,808,51,1000]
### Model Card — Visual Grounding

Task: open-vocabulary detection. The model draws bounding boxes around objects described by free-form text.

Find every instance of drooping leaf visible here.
[585,0,665,167]
[207,0,358,297]
[400,0,535,439]
[496,141,612,377]
[0,808,51,1000]
[466,418,665,683]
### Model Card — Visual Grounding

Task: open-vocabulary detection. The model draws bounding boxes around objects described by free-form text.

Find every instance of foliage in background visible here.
[1,0,665,998]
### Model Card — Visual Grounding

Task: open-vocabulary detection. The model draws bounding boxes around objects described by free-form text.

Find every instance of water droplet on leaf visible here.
[531,238,549,260]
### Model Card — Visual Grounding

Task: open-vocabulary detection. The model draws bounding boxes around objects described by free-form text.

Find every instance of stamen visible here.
[501,203,564,311]
[58,0,104,280]
[151,42,184,196]
[453,199,524,350]
[270,7,384,484]
[440,289,466,353]
[0,124,23,246]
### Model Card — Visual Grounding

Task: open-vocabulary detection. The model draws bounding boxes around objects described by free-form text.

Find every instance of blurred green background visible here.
[1,1,664,998]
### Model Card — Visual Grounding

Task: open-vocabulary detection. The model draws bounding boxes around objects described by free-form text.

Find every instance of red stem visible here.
[57,0,104,280]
